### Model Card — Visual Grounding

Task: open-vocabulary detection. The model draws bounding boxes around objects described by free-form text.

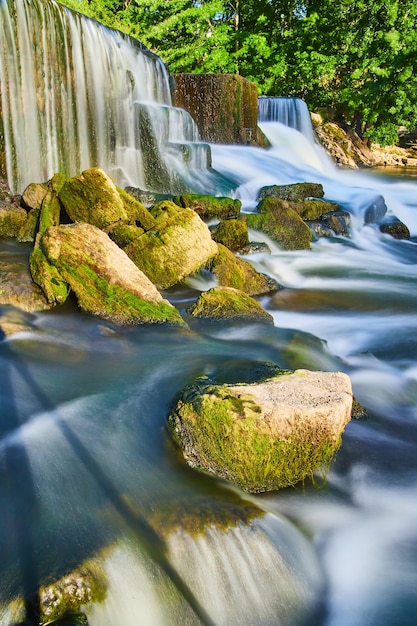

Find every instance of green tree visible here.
[279,0,417,143]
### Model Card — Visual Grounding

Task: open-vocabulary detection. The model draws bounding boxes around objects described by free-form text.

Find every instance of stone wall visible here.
[173,73,261,145]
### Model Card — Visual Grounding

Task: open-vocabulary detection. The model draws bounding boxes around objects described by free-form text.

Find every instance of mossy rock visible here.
[210,218,249,251]
[17,207,40,242]
[208,244,279,295]
[37,189,62,236]
[40,223,187,326]
[290,199,340,221]
[258,182,324,202]
[21,182,48,211]
[116,186,157,231]
[379,218,410,240]
[172,193,241,220]
[58,168,128,229]
[107,223,144,248]
[148,200,184,224]
[29,246,69,305]
[124,207,218,289]
[168,369,352,492]
[188,286,274,324]
[0,205,28,238]
[247,201,312,250]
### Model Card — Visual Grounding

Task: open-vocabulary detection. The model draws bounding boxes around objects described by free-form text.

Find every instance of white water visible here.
[1,7,417,626]
[0,0,213,193]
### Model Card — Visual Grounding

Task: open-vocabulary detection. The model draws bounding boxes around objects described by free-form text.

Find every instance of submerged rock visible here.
[40,222,186,326]
[124,201,218,289]
[379,217,410,240]
[168,368,352,492]
[188,286,274,325]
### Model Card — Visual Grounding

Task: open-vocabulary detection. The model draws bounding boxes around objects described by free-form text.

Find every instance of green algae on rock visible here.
[258,182,324,202]
[188,286,274,325]
[124,203,218,289]
[168,369,352,493]
[247,200,312,250]
[58,168,128,229]
[210,218,249,251]
[172,193,241,220]
[40,222,187,326]
[208,243,279,295]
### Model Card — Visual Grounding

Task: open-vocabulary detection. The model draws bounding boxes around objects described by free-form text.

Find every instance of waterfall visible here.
[258,96,316,143]
[0,0,211,194]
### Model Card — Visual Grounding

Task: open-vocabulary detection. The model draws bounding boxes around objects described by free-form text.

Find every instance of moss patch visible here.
[258,182,324,202]
[51,261,185,326]
[173,193,241,220]
[58,168,128,228]
[247,203,312,250]
[125,208,218,289]
[116,186,157,231]
[29,247,69,305]
[188,286,273,324]
[208,243,279,295]
[210,218,249,251]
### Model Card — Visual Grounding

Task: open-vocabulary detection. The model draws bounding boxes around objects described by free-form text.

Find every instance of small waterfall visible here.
[0,0,210,193]
[86,515,323,626]
[258,96,315,143]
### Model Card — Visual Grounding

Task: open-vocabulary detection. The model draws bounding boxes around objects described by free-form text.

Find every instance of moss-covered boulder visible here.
[248,198,312,250]
[58,168,128,229]
[208,244,279,295]
[258,182,324,202]
[107,223,145,248]
[210,218,249,251]
[116,186,157,231]
[168,369,352,492]
[124,203,218,289]
[21,181,48,211]
[0,258,51,313]
[173,193,241,220]
[188,286,274,324]
[0,204,28,238]
[28,189,70,305]
[40,222,186,326]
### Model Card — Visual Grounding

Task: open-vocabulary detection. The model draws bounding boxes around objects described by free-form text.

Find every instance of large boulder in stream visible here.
[168,367,353,493]
[124,201,218,289]
[39,222,186,326]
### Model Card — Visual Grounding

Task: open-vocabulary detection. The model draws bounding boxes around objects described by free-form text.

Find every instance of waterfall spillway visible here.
[0,0,210,194]
[258,96,315,143]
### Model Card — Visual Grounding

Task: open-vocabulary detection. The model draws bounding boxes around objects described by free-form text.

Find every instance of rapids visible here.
[1,1,417,624]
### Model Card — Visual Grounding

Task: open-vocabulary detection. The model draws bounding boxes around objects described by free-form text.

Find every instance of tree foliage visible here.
[60,0,417,145]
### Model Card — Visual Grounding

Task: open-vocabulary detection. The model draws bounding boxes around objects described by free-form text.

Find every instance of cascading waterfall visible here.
[258,96,316,142]
[1,1,417,625]
[0,0,212,194]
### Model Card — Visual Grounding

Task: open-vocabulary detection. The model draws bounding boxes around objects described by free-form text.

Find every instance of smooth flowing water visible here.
[1,1,417,623]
